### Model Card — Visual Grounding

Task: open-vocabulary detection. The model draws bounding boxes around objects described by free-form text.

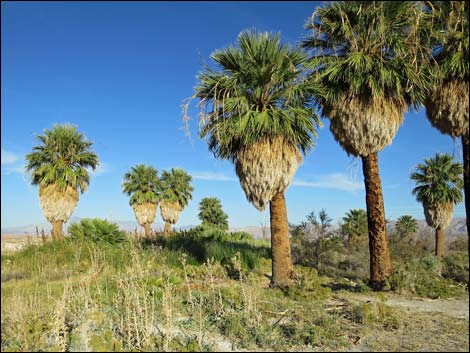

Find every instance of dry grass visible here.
[1,236,468,352]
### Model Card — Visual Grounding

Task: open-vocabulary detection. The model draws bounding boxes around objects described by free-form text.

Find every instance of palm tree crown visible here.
[427,1,469,84]
[191,29,321,162]
[25,124,99,192]
[303,1,431,156]
[411,153,463,205]
[395,215,418,237]
[198,197,229,230]
[122,164,160,206]
[341,209,368,241]
[160,168,194,208]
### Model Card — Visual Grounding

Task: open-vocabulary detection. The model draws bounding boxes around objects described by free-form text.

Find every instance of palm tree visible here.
[25,124,99,240]
[411,153,464,257]
[341,209,368,243]
[186,30,321,288]
[395,215,418,242]
[122,164,160,239]
[160,168,194,234]
[198,197,229,230]
[302,1,431,289]
[422,1,469,241]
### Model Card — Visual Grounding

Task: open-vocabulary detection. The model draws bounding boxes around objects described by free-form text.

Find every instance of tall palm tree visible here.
[122,164,160,239]
[422,1,469,241]
[341,209,368,243]
[160,168,194,234]
[198,197,229,230]
[302,1,431,289]
[395,215,418,242]
[25,124,99,240]
[411,153,463,256]
[186,30,321,288]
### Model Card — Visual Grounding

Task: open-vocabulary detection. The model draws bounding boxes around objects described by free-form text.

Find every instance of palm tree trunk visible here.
[269,191,293,288]
[361,153,393,289]
[164,221,171,235]
[143,223,151,239]
[462,133,470,253]
[52,220,63,240]
[435,226,446,257]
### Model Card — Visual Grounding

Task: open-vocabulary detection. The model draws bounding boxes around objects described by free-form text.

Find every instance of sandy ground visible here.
[339,292,469,319]
[1,235,43,253]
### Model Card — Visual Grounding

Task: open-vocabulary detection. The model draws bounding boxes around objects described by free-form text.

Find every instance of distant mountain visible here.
[0,217,194,236]
[387,218,467,238]
[2,217,467,239]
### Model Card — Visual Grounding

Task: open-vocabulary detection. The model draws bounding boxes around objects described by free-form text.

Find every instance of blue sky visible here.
[1,1,465,229]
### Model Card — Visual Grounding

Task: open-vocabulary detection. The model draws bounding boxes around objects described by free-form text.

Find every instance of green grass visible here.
[1,231,468,352]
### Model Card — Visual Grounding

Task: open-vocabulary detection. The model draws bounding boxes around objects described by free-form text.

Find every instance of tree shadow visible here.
[139,233,271,269]
[321,281,368,293]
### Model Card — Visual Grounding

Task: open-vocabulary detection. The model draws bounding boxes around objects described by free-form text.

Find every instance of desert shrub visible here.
[229,231,254,242]
[347,302,399,329]
[152,231,269,270]
[389,255,467,298]
[448,235,468,252]
[69,218,127,244]
[442,252,469,283]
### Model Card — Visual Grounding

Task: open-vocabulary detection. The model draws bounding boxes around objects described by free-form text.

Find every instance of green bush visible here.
[69,218,127,244]
[229,231,254,242]
[443,253,469,283]
[151,229,269,270]
[389,255,467,299]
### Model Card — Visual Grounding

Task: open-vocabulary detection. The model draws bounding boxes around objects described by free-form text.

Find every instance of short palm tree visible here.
[160,168,194,234]
[122,164,160,239]
[411,153,463,256]
[25,124,99,240]
[341,209,368,243]
[186,30,321,288]
[198,197,229,230]
[395,215,418,242]
[422,1,469,240]
[303,1,431,288]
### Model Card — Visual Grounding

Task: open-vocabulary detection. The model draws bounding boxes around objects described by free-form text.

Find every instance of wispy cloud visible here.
[192,171,237,182]
[89,162,110,176]
[1,149,19,165]
[190,171,363,192]
[292,173,363,192]
[1,165,26,176]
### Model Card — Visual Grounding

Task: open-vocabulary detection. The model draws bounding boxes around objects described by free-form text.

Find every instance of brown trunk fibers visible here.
[52,220,63,240]
[269,191,293,288]
[164,221,171,235]
[361,153,393,290]
[435,227,446,257]
[143,223,151,239]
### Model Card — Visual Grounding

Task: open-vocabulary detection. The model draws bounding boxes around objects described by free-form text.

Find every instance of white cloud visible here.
[292,173,363,192]
[1,166,26,175]
[1,149,18,165]
[192,171,237,182]
[89,162,109,176]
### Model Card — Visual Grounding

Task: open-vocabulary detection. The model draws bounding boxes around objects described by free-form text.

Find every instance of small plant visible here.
[69,218,127,244]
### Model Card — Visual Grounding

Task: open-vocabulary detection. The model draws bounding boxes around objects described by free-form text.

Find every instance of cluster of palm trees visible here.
[25,125,194,240]
[24,2,467,291]
[122,165,194,237]
[185,1,468,289]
